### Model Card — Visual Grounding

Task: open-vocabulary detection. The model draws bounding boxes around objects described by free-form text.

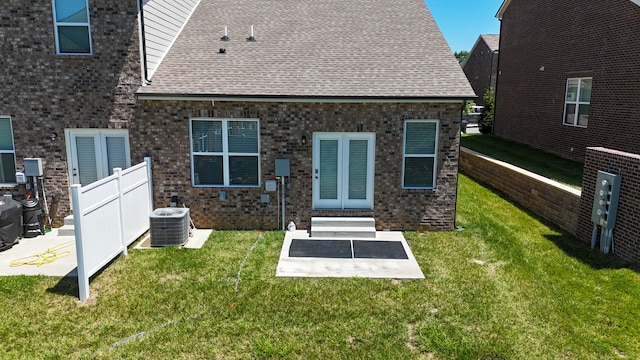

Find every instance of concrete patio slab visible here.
[134,228,211,249]
[276,230,425,279]
[0,232,78,277]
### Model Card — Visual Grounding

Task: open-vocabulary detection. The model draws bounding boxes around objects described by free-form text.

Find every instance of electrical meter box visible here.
[24,158,43,177]
[591,171,621,228]
[275,158,290,177]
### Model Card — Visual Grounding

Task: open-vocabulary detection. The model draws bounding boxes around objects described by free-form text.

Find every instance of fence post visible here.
[114,168,127,256]
[71,184,90,302]
[144,156,153,213]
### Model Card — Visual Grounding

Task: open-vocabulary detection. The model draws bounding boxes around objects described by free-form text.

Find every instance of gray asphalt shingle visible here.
[137,0,475,99]
[481,34,500,52]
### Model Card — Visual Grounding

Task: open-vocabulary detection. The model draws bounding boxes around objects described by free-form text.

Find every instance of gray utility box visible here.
[591,171,621,228]
[150,208,190,246]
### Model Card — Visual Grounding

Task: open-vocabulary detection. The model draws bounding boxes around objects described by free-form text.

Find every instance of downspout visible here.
[137,0,151,85]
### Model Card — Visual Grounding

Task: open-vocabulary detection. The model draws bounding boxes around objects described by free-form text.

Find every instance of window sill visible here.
[562,123,588,129]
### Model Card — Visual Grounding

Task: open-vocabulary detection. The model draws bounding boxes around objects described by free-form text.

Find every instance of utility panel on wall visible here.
[590,170,621,229]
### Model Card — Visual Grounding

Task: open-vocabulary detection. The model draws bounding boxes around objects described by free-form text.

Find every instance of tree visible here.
[454,50,469,64]
[478,87,495,135]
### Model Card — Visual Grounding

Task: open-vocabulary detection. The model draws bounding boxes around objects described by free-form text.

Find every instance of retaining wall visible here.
[459,147,581,235]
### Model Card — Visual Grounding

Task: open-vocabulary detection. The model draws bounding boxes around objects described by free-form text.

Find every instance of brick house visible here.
[1,0,473,231]
[493,0,640,162]
[461,34,499,105]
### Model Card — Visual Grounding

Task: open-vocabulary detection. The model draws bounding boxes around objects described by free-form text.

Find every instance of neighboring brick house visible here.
[461,34,499,105]
[493,0,640,162]
[1,0,474,231]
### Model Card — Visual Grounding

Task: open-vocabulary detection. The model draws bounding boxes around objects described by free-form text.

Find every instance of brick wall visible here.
[462,39,497,105]
[131,100,462,231]
[577,147,640,263]
[494,0,640,162]
[0,1,142,226]
[459,147,581,235]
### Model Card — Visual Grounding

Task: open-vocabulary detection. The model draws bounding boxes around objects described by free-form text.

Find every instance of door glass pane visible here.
[192,120,222,153]
[404,157,434,188]
[319,140,338,200]
[229,156,258,185]
[0,153,17,183]
[348,140,367,200]
[228,121,258,153]
[193,155,223,185]
[106,137,127,175]
[405,122,437,155]
[55,0,88,22]
[75,136,98,185]
[0,119,13,150]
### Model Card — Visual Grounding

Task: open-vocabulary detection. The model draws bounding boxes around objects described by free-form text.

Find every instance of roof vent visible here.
[247,25,256,42]
[219,48,226,54]
[220,25,229,41]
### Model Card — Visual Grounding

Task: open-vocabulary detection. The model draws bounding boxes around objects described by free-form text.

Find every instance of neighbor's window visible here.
[0,117,17,184]
[403,120,438,189]
[190,119,260,187]
[52,0,92,54]
[563,77,592,127]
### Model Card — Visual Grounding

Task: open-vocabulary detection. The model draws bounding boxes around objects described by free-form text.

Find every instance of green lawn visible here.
[2,175,639,359]
[461,134,584,190]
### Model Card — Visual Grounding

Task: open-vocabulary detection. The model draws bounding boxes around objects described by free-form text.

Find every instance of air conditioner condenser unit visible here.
[149,208,190,246]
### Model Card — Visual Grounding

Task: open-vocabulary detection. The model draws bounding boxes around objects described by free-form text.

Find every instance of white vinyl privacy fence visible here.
[71,158,153,301]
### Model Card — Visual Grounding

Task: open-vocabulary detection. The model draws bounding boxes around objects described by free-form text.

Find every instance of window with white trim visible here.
[190,119,260,187]
[0,117,17,184]
[52,0,92,55]
[402,120,438,189]
[563,77,592,127]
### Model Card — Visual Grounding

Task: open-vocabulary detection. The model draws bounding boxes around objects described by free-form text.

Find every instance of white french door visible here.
[66,129,131,186]
[313,133,375,210]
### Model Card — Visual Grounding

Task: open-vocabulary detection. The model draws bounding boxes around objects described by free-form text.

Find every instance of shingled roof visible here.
[137,0,474,100]
[480,34,500,52]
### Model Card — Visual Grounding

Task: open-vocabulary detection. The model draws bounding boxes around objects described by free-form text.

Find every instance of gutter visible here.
[134,94,475,104]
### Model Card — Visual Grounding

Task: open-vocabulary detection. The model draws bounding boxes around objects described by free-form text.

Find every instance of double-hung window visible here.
[563,77,592,127]
[0,117,17,184]
[190,119,260,187]
[403,120,438,189]
[52,0,92,55]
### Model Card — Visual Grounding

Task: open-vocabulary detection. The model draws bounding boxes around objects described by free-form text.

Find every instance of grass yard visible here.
[2,175,639,359]
[461,134,584,190]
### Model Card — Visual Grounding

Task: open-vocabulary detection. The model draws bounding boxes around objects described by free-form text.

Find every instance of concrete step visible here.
[311,217,375,228]
[311,226,376,239]
[57,224,75,237]
[310,217,376,239]
[64,215,74,226]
